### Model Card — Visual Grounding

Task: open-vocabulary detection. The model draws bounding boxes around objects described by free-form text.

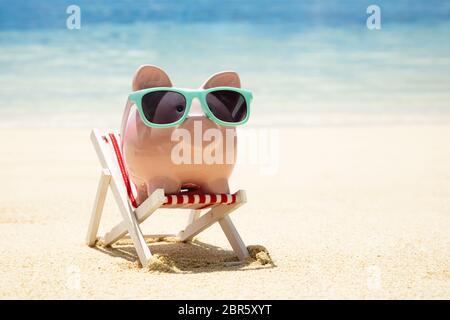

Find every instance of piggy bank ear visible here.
[132,65,172,91]
[201,71,241,89]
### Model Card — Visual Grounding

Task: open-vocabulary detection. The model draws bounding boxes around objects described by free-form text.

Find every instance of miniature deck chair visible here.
[86,129,249,267]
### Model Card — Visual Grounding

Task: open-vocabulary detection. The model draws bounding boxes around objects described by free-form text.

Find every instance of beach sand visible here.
[1,125,450,299]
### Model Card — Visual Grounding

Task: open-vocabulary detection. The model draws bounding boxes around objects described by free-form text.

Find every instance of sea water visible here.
[0,0,449,128]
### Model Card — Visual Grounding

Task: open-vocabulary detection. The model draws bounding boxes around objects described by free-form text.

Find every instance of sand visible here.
[1,125,450,299]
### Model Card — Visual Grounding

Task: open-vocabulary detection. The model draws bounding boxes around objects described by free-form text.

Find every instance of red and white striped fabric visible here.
[164,193,237,208]
[105,133,238,209]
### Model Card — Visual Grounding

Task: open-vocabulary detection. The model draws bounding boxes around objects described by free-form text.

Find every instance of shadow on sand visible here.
[93,237,275,273]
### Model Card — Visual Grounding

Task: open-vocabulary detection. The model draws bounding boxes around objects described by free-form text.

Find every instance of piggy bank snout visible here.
[180,116,219,131]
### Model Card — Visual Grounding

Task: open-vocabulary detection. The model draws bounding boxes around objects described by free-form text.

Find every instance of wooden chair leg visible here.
[86,169,111,246]
[187,209,201,225]
[219,215,249,260]
[180,209,201,242]
[178,201,241,241]
[103,189,165,246]
[112,187,153,266]
[178,190,249,259]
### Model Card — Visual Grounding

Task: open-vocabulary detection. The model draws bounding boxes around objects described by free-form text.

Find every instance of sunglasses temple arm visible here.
[119,98,134,152]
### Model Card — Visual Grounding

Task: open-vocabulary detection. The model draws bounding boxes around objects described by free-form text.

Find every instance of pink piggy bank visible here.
[120,65,245,206]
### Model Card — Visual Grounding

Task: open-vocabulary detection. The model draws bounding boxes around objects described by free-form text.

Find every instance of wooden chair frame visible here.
[86,129,249,267]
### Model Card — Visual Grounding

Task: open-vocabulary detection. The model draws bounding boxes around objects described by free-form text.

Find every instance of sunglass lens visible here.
[206,90,247,123]
[141,91,186,125]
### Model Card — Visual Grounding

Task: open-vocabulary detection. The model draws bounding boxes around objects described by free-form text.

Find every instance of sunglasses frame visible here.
[128,86,252,128]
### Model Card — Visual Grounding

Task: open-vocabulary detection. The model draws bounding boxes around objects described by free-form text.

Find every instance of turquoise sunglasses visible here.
[129,86,252,128]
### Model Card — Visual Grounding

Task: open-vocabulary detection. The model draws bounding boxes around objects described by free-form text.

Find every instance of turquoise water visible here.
[1,1,450,127]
